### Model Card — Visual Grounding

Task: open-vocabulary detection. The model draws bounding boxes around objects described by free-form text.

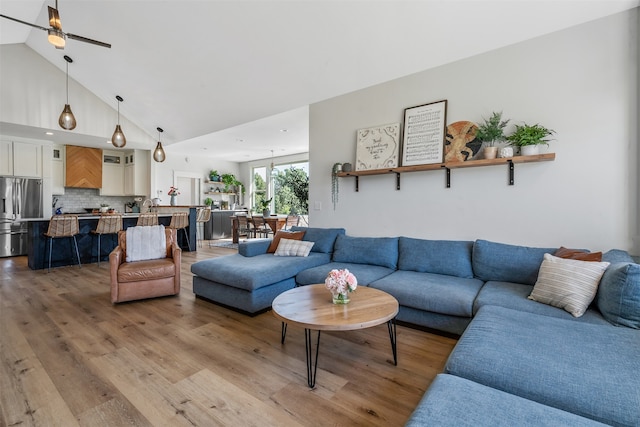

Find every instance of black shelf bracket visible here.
[508,160,514,185]
[445,167,451,188]
[396,173,401,190]
[355,176,359,192]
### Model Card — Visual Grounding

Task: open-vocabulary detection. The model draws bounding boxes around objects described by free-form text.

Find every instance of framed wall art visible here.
[401,99,447,166]
[355,123,401,171]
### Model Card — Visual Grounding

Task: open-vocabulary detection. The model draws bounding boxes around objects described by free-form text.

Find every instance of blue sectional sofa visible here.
[191,227,640,426]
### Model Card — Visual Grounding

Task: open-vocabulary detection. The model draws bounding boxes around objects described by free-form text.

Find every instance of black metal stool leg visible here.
[72,235,81,268]
[387,318,397,366]
[97,233,101,267]
[305,328,321,388]
[281,322,287,344]
[48,237,53,273]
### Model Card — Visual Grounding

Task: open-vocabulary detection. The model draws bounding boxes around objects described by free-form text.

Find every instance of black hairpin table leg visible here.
[305,328,321,388]
[388,318,397,366]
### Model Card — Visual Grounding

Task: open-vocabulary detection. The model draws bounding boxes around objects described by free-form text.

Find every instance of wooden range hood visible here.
[65,145,102,188]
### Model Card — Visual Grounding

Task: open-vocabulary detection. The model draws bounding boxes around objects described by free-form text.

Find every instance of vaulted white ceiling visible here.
[1,0,637,162]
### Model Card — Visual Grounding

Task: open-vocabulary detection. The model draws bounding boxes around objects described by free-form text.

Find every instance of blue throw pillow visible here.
[472,239,557,285]
[398,237,474,278]
[597,262,640,329]
[332,234,399,269]
[290,227,345,253]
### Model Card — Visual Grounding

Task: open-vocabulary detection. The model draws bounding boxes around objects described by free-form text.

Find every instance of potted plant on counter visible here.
[100,203,109,213]
[475,111,510,160]
[506,123,555,156]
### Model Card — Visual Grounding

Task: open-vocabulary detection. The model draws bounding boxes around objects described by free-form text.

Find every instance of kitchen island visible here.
[26,208,197,270]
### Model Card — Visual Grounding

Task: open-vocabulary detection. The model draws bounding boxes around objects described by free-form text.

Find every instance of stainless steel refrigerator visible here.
[0,177,43,257]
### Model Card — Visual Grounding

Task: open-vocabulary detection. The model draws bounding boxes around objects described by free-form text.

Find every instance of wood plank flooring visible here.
[0,242,457,426]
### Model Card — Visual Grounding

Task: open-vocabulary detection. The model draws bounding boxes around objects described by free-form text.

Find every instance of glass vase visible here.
[170,195,176,206]
[332,291,350,304]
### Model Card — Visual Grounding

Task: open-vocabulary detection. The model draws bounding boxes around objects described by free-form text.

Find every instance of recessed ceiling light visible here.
[236,138,244,143]
[280,129,288,133]
[45,131,54,135]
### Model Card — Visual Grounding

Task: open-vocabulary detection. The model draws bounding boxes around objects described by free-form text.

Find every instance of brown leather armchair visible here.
[109,227,181,303]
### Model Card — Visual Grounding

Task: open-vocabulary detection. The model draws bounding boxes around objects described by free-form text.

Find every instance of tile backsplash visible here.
[52,188,142,215]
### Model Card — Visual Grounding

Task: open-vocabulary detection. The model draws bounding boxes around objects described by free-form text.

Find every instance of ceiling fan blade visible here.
[0,14,49,32]
[48,6,62,31]
[66,33,111,49]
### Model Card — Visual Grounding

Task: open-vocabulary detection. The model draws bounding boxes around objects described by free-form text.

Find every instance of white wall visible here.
[309,9,639,253]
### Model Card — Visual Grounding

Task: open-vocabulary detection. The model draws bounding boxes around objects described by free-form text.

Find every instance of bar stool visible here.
[91,214,123,267]
[169,212,190,249]
[137,212,158,226]
[44,214,81,273]
[196,207,211,247]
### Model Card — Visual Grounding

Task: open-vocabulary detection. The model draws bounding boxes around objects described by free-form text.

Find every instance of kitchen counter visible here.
[17,212,176,222]
[26,208,197,270]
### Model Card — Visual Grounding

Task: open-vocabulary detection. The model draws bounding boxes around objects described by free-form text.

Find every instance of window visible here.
[272,161,308,215]
[252,166,267,212]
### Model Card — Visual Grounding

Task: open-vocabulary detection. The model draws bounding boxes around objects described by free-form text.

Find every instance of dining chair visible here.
[44,214,81,273]
[91,214,123,267]
[236,215,252,239]
[284,214,300,230]
[251,216,272,238]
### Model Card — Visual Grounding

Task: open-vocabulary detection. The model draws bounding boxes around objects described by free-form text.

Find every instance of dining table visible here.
[230,214,287,243]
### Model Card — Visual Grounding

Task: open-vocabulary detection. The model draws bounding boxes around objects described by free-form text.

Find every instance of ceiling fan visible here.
[0,0,110,49]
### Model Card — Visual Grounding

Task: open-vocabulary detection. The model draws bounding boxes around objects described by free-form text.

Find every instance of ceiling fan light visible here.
[58,104,76,130]
[112,125,126,148]
[153,142,166,162]
[48,29,65,48]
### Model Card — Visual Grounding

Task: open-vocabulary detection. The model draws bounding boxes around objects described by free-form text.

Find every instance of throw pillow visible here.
[528,254,610,317]
[597,262,640,329]
[274,238,314,257]
[267,230,305,253]
[554,246,603,262]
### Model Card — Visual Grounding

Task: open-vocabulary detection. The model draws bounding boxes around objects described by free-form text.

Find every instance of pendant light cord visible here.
[65,61,69,104]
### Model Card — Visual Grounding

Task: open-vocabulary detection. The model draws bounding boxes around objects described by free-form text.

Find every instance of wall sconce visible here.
[153,127,166,162]
[111,95,126,147]
[58,55,76,130]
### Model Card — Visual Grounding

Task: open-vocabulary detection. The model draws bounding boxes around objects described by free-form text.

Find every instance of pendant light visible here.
[153,127,166,162]
[111,95,126,147]
[58,55,76,130]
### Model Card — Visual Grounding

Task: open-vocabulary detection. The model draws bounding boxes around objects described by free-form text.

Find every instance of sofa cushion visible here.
[602,249,635,264]
[406,374,608,427]
[398,237,473,278]
[597,262,640,329]
[332,235,399,269]
[472,239,556,285]
[118,258,175,283]
[473,281,610,326]
[274,238,314,257]
[190,252,330,291]
[370,270,484,317]
[238,239,271,257]
[445,305,640,426]
[291,227,345,253]
[295,262,394,286]
[528,254,609,317]
[267,230,305,253]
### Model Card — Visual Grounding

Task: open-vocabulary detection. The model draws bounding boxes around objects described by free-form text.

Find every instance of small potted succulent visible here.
[506,123,555,156]
[100,203,109,213]
[475,111,510,160]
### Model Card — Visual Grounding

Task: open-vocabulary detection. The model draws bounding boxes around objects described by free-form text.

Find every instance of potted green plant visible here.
[506,123,555,156]
[258,197,272,217]
[204,197,213,207]
[100,203,109,213]
[209,170,220,182]
[475,111,510,159]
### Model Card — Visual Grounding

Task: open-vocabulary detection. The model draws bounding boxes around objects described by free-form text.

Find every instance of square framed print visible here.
[401,100,447,166]
[355,123,401,171]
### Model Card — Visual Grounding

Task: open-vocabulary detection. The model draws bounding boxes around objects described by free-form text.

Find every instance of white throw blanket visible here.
[126,225,167,262]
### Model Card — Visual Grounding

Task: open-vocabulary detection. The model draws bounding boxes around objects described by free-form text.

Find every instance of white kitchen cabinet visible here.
[100,151,124,195]
[123,150,150,196]
[0,140,42,177]
[52,145,65,195]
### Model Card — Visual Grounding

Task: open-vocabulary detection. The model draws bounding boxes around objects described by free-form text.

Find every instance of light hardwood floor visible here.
[0,243,457,426]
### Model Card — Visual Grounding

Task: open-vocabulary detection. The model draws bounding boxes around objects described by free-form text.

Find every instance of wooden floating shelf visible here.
[337,153,555,190]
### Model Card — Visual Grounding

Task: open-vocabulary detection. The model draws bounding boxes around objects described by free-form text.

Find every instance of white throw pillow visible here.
[528,253,610,317]
[274,238,314,257]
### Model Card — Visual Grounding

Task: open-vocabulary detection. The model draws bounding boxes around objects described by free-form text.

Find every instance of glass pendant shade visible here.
[48,29,65,48]
[112,125,126,148]
[59,55,76,130]
[111,95,126,147]
[153,127,166,162]
[153,141,166,162]
[58,104,76,130]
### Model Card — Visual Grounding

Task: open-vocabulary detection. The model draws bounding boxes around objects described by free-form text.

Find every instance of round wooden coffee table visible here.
[272,284,399,388]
